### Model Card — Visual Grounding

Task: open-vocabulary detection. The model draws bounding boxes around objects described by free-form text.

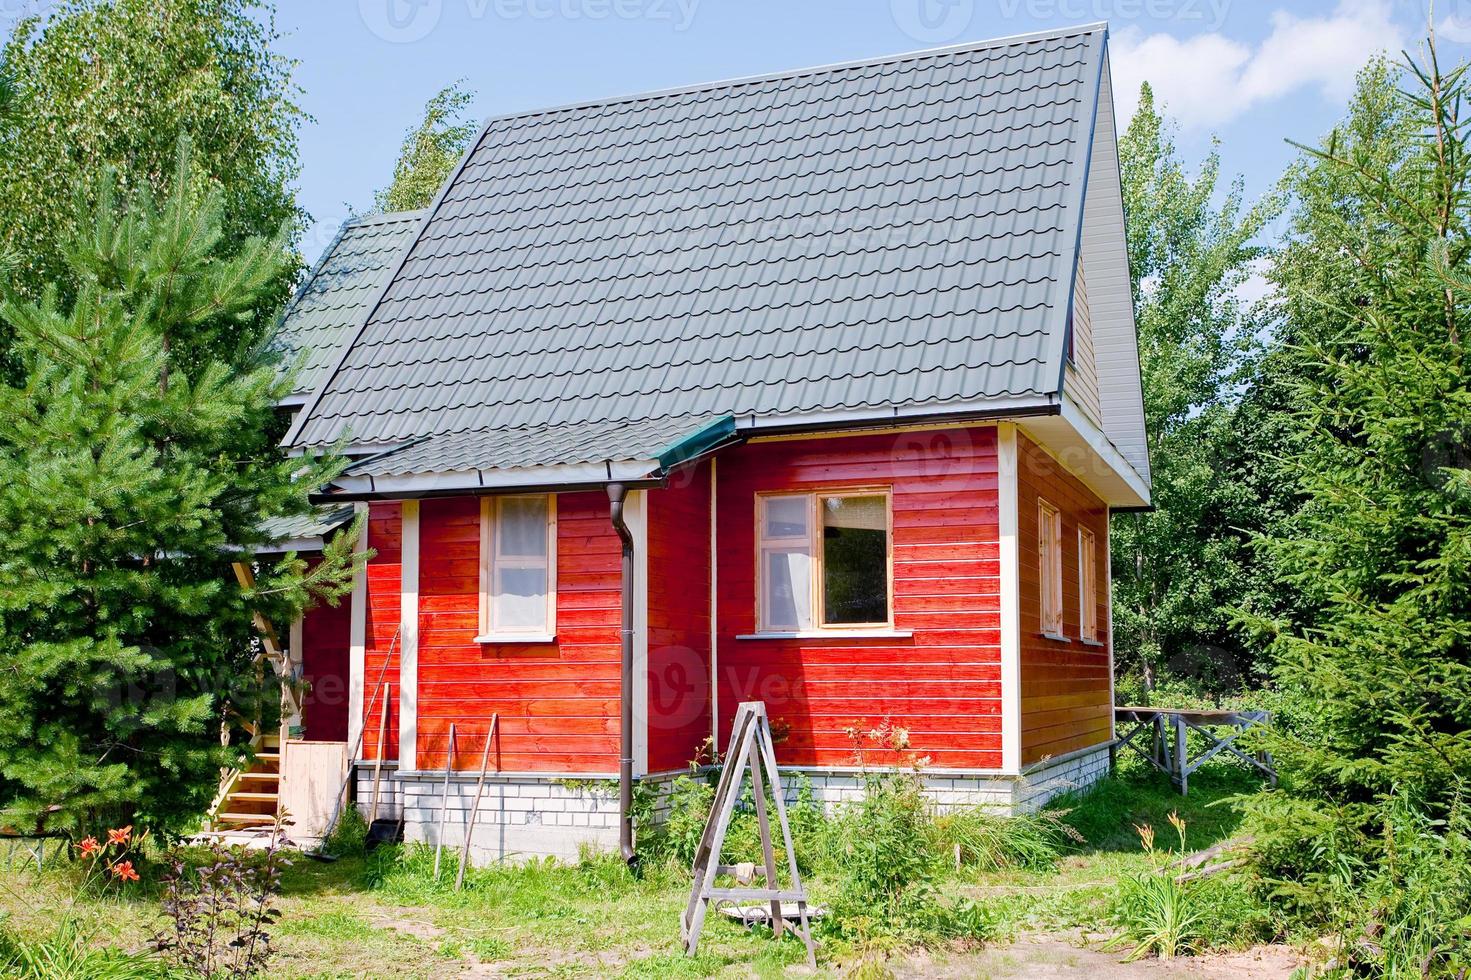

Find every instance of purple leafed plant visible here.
[154,815,292,979]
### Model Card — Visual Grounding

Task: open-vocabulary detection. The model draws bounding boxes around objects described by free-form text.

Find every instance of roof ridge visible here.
[476,22,1108,129]
[344,208,428,228]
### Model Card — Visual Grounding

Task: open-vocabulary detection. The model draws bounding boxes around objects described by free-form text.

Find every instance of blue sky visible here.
[266,0,1466,263]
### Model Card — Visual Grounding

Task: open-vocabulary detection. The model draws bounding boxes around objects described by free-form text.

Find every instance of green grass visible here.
[0,764,1279,977]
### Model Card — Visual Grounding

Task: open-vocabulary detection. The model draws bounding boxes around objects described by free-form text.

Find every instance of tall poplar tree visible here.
[373,81,479,213]
[1110,85,1277,693]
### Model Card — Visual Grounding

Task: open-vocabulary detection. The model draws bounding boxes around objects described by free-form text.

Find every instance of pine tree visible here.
[0,145,357,833]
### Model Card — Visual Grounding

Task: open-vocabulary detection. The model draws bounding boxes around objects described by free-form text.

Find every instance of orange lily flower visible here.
[78,837,100,856]
[110,860,140,882]
[107,826,132,846]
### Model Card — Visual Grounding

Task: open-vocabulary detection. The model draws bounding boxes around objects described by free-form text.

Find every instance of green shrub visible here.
[929,807,1078,873]
[1287,788,1471,976]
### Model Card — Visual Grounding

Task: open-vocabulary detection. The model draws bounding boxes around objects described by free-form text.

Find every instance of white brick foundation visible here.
[352,743,1111,866]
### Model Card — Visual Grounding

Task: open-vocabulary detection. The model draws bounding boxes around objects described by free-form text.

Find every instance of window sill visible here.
[1080,638,1107,648]
[735,629,914,641]
[474,633,557,644]
[1040,631,1071,643]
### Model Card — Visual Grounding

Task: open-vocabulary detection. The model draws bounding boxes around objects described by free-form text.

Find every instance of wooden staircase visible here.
[209,735,282,829]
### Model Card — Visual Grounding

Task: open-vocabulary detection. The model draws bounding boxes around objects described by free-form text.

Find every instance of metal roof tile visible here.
[287,26,1106,475]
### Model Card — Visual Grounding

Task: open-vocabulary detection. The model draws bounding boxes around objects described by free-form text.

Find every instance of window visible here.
[757,491,891,632]
[478,494,556,640]
[1078,526,1099,642]
[1038,499,1064,637]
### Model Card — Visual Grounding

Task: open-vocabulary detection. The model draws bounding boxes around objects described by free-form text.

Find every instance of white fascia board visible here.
[328,459,660,496]
[1058,397,1151,505]
[398,500,420,770]
[736,395,1058,435]
[347,502,369,751]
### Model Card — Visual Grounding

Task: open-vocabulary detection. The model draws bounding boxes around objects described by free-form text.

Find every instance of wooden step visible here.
[214,812,276,825]
[228,792,279,802]
[237,772,278,783]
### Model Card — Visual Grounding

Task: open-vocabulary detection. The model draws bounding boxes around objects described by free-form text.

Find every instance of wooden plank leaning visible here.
[455,713,499,892]
[433,722,457,880]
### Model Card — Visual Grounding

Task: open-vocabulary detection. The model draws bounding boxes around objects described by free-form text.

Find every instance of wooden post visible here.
[456,714,498,892]
[433,723,456,880]
[1174,714,1189,796]
[368,684,391,825]
[746,736,783,939]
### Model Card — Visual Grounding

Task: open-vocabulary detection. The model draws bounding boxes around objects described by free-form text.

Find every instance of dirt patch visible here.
[369,914,446,941]
[893,934,1303,978]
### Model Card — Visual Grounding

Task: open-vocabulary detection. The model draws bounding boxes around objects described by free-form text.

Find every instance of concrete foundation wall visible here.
[353,744,1112,866]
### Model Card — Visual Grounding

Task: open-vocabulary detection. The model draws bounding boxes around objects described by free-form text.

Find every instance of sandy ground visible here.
[893,933,1303,979]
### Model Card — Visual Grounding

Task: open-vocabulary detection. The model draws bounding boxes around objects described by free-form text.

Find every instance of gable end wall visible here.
[1016,431,1112,765]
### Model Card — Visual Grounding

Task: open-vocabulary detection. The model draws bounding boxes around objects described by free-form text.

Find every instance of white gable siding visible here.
[1064,256,1103,426]
[1078,49,1151,488]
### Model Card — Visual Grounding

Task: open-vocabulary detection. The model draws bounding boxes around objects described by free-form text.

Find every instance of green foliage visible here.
[1110,84,1280,693]
[929,806,1079,873]
[1105,815,1205,959]
[0,61,18,131]
[0,145,355,834]
[373,82,478,214]
[0,0,305,306]
[1239,36,1471,843]
[321,804,369,858]
[0,920,171,980]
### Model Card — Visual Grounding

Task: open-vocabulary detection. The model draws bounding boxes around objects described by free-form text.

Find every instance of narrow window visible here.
[1079,526,1099,642]
[756,490,892,632]
[1038,499,1064,637]
[478,494,556,639]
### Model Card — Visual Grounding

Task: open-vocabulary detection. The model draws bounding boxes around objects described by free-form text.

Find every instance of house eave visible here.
[312,458,665,502]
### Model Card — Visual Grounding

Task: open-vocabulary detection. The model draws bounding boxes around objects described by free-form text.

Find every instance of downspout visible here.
[606,483,638,868]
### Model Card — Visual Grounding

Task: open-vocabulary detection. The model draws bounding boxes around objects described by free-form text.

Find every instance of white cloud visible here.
[1110,0,1405,129]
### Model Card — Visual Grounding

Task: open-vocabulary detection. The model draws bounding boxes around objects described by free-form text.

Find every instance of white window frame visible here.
[1078,525,1099,643]
[754,489,894,634]
[1038,498,1065,639]
[476,494,557,643]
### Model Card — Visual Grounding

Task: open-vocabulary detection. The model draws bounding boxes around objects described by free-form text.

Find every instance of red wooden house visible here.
[260,22,1150,862]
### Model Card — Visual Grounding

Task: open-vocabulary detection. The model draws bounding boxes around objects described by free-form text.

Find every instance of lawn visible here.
[0,765,1295,978]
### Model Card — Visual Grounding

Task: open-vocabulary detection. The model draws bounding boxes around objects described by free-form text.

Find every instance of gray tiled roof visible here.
[287,25,1107,479]
[274,210,424,396]
[257,504,356,553]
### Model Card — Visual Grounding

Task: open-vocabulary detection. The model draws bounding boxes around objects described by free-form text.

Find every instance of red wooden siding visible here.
[1016,431,1112,763]
[300,569,351,742]
[714,428,1003,769]
[362,502,402,761]
[646,462,713,773]
[413,492,622,774]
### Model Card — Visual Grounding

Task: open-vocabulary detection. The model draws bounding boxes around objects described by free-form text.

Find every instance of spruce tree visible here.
[1242,42,1471,950]
[0,146,355,834]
